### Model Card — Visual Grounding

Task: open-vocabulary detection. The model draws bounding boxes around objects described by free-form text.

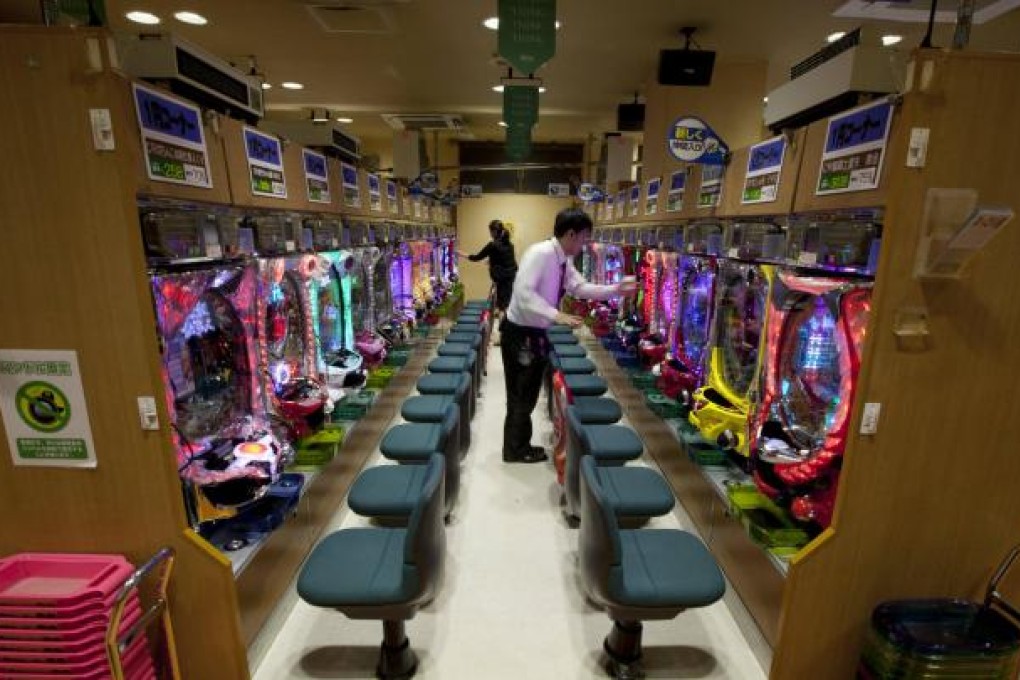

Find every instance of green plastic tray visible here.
[726,484,809,549]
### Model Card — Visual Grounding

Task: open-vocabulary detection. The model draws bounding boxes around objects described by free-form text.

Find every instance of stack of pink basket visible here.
[0,553,156,679]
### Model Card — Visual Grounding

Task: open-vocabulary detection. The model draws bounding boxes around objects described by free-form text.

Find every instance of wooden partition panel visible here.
[0,28,247,679]
[774,50,1020,678]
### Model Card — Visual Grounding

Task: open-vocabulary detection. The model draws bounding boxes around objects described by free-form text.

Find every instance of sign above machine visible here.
[667,116,728,165]
[243,126,286,199]
[132,83,212,189]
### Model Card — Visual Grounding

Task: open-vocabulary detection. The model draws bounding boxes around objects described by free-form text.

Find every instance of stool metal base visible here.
[603,620,644,679]
[378,620,418,679]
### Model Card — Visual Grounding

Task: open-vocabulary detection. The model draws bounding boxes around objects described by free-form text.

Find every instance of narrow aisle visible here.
[254,335,766,679]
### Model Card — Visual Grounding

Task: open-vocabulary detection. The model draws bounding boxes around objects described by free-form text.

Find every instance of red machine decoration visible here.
[750,272,871,531]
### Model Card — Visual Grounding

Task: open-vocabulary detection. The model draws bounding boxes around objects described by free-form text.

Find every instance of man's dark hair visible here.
[553,208,593,238]
[488,219,504,236]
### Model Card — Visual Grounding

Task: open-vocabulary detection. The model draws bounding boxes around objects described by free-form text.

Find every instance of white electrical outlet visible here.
[137,396,159,431]
[860,402,882,435]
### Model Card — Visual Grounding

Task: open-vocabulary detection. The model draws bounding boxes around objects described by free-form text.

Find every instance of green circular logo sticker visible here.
[15,381,71,433]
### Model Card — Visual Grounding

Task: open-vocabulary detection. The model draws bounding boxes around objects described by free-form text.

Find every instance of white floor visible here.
[252,337,767,680]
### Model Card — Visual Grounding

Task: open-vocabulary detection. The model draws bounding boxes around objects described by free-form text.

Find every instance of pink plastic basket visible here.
[0,554,134,607]
[0,597,142,631]
[0,589,141,619]
[0,635,152,676]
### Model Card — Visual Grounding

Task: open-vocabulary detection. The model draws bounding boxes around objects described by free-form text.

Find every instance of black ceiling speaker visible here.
[617,93,645,132]
[658,27,715,87]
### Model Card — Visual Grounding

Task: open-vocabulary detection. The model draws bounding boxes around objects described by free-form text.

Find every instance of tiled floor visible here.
[252,337,767,679]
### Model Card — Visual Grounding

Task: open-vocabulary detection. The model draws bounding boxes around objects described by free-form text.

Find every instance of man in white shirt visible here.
[500,209,636,463]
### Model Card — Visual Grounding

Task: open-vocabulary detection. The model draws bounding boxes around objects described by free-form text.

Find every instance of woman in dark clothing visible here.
[458,219,518,312]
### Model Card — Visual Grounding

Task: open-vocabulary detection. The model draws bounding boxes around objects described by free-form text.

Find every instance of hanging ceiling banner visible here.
[503,86,540,129]
[497,0,557,74]
[505,124,532,161]
[667,116,729,165]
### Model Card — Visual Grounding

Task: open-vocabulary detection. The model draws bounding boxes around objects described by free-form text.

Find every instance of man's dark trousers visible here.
[500,320,548,458]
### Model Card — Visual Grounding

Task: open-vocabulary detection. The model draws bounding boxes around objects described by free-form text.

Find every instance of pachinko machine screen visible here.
[264,267,309,390]
[678,257,715,375]
[716,263,771,398]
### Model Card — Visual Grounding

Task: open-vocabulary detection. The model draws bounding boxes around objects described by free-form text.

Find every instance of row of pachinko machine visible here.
[573,214,879,561]
[141,199,460,563]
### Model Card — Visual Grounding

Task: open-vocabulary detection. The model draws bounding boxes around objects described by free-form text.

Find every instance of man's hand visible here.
[554,312,584,328]
[616,276,638,298]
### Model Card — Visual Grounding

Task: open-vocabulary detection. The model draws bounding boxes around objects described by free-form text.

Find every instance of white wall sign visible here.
[0,350,97,468]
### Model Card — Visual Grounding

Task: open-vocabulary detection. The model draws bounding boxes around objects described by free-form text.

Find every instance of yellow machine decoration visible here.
[689,264,774,458]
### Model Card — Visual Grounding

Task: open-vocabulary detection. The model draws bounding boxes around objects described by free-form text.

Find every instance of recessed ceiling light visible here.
[497,121,507,127]
[763,96,768,103]
[483,17,560,30]
[492,85,504,93]
[336,117,354,124]
[281,82,304,90]
[125,10,160,24]
[882,34,903,46]
[173,11,207,25]
[826,31,846,43]
[539,87,546,93]
[261,82,272,90]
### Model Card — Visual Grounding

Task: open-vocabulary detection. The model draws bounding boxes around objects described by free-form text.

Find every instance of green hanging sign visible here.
[497,0,557,75]
[506,125,532,161]
[503,86,539,129]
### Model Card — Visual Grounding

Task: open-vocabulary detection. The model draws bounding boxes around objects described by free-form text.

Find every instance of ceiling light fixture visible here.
[882,34,903,46]
[483,17,560,30]
[336,117,354,124]
[281,81,304,90]
[497,121,507,127]
[763,96,769,103]
[826,31,846,43]
[492,85,504,93]
[539,87,546,93]
[261,82,272,90]
[125,10,160,24]
[173,11,207,25]
[311,109,330,124]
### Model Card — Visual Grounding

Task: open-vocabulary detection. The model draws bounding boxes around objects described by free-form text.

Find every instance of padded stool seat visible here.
[552,356,596,374]
[438,343,482,390]
[437,343,473,356]
[348,464,428,519]
[446,332,481,348]
[614,529,724,608]
[429,355,475,374]
[402,394,469,453]
[464,300,490,308]
[595,466,675,519]
[458,313,483,322]
[402,394,454,421]
[564,374,608,397]
[552,344,587,358]
[582,425,644,463]
[381,413,457,463]
[549,324,575,334]
[573,397,623,424]
[298,454,446,679]
[547,333,579,345]
[418,371,474,422]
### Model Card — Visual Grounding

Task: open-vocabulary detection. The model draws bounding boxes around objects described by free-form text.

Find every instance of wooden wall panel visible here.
[0,28,248,679]
[774,50,1020,678]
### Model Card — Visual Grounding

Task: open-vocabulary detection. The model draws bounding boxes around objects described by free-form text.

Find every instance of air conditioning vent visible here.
[262,119,361,162]
[306,4,393,33]
[118,33,263,123]
[791,28,861,80]
[765,28,904,132]
[381,113,467,132]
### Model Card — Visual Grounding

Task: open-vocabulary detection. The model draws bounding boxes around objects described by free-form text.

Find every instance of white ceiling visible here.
[11,1,1020,146]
